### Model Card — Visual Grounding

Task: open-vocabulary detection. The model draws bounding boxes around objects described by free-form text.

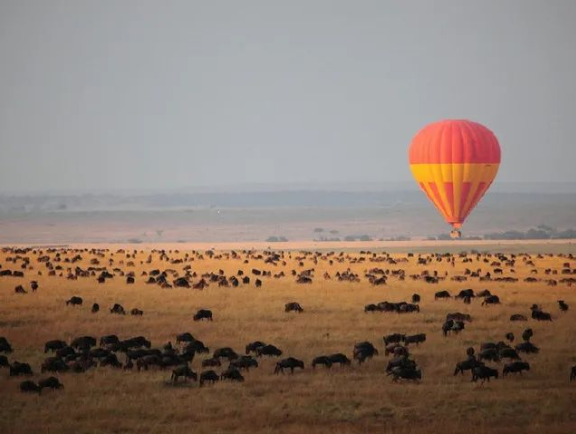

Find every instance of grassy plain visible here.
[1,243,576,434]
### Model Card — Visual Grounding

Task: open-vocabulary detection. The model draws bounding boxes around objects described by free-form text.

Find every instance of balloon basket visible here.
[450,230,462,239]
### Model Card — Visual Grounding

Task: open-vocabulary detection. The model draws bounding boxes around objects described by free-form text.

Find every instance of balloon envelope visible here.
[408,119,501,230]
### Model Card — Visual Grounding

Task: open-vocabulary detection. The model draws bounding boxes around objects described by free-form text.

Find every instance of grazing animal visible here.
[274,357,305,374]
[110,303,126,315]
[571,366,576,382]
[199,370,219,386]
[404,333,426,346]
[515,342,540,354]
[44,340,67,353]
[388,366,422,382]
[522,328,534,342]
[220,367,245,382]
[0,355,9,368]
[201,358,221,368]
[505,332,515,343]
[245,341,266,355]
[39,376,64,390]
[20,380,41,394]
[130,308,144,316]
[10,361,33,376]
[0,337,13,353]
[383,333,405,345]
[454,359,483,376]
[558,300,569,312]
[230,356,259,371]
[66,296,83,306]
[171,365,197,384]
[312,356,332,369]
[472,366,499,383]
[193,309,213,321]
[285,302,304,313]
[91,303,100,313]
[213,347,239,360]
[510,314,527,322]
[256,344,283,357]
[503,362,530,376]
[328,353,351,366]
[434,290,451,300]
[353,342,379,364]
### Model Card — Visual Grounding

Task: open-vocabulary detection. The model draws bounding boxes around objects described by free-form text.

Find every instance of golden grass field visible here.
[1,243,576,434]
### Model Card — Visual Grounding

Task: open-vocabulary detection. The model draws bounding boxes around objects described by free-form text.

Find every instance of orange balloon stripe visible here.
[408,119,501,164]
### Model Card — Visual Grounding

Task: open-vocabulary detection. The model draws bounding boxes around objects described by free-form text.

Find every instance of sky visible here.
[1,0,575,193]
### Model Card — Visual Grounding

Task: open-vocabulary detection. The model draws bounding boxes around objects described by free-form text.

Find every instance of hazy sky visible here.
[1,0,575,193]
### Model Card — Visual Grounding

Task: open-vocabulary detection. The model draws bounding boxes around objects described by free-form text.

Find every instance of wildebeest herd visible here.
[1,246,576,432]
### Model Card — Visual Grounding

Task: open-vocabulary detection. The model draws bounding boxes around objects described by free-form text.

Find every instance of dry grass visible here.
[1,246,576,434]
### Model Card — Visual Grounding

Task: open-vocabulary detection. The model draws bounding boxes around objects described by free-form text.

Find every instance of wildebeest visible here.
[193,309,213,321]
[411,293,421,303]
[39,376,64,391]
[558,300,569,312]
[110,303,126,315]
[221,366,244,382]
[171,365,197,384]
[522,328,534,342]
[442,319,465,336]
[20,380,41,394]
[66,296,83,306]
[10,361,33,376]
[41,357,69,373]
[454,358,483,376]
[0,355,9,367]
[482,295,501,306]
[131,308,144,316]
[245,341,266,355]
[213,347,239,360]
[510,314,527,322]
[499,348,521,360]
[404,333,426,346]
[285,302,304,313]
[434,290,451,300]
[14,285,27,294]
[472,365,498,383]
[388,366,422,382]
[91,303,100,313]
[446,312,472,322]
[44,340,67,353]
[505,332,515,342]
[503,361,530,376]
[364,303,380,313]
[230,356,259,371]
[571,365,576,382]
[328,353,351,366]
[312,356,332,369]
[256,344,283,358]
[274,357,305,374]
[0,337,13,353]
[201,357,221,368]
[199,370,219,386]
[383,333,405,346]
[515,342,540,354]
[71,336,97,350]
[531,306,552,321]
[353,341,378,364]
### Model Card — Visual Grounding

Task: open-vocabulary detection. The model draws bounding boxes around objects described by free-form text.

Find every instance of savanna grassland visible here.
[1,245,576,434]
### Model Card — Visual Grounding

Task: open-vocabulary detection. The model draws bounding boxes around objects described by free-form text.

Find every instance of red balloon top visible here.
[408,119,501,165]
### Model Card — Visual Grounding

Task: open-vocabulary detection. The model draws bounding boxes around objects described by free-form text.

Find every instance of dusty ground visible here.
[1,243,576,433]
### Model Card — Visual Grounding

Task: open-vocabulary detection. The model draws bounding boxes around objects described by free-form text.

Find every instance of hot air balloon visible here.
[408,120,501,238]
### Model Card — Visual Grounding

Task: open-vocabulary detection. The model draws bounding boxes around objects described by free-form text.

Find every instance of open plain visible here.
[1,242,576,434]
